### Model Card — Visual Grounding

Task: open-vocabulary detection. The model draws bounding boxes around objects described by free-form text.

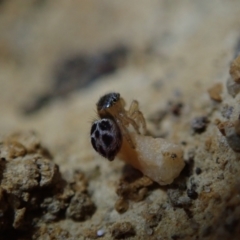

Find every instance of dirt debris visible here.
[115,167,154,213]
[167,188,192,208]
[0,132,95,237]
[32,224,73,240]
[111,222,135,239]
[208,83,223,102]
[66,192,95,221]
[226,54,240,97]
[143,205,162,235]
[230,54,240,83]
[1,1,240,239]
[114,197,129,214]
[217,116,240,152]
[191,116,209,134]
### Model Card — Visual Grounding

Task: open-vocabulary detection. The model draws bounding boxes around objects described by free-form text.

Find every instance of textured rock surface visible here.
[1,1,240,239]
[0,132,95,237]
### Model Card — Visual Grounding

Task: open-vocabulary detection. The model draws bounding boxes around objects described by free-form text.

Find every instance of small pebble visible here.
[208,83,223,102]
[195,168,202,175]
[115,198,129,214]
[217,173,224,180]
[187,189,198,200]
[168,101,183,116]
[191,116,208,133]
[221,105,234,119]
[203,186,211,193]
[97,229,105,237]
[111,222,135,239]
[146,227,153,235]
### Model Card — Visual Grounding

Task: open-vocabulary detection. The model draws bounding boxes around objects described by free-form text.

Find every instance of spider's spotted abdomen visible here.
[90,118,122,161]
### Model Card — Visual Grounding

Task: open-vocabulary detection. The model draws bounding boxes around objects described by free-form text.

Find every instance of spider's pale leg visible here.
[122,115,140,134]
[120,98,126,108]
[131,111,147,134]
[116,119,135,148]
[128,100,139,116]
[128,100,147,134]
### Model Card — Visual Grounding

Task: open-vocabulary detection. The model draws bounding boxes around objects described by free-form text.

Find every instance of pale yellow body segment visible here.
[118,133,185,185]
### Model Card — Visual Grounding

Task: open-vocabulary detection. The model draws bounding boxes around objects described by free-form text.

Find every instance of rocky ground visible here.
[0,1,240,239]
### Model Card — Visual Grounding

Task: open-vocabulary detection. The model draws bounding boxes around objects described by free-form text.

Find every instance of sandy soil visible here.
[1,1,240,239]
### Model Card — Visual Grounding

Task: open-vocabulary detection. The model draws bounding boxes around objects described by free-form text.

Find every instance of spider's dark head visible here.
[97,92,120,111]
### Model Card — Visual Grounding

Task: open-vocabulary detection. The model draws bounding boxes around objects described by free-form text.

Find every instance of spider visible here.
[90,92,146,161]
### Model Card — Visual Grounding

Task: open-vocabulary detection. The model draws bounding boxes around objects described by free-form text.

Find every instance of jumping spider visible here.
[90,92,146,161]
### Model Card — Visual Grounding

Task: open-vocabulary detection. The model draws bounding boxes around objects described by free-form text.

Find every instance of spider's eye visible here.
[90,119,122,161]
